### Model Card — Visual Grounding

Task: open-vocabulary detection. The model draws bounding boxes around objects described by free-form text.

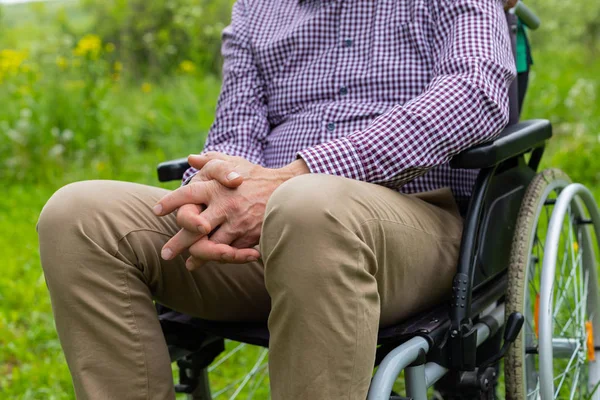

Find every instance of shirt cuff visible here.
[297,136,367,182]
[181,167,200,185]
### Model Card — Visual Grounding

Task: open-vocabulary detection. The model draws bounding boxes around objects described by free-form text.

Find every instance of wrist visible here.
[277,159,310,183]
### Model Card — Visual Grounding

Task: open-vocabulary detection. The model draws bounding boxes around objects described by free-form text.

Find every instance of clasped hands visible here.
[153,152,309,270]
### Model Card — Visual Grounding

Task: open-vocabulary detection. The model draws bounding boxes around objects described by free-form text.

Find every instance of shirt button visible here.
[339,86,348,95]
[326,122,335,131]
[344,39,353,48]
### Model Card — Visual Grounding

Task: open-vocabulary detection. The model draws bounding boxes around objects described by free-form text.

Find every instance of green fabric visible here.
[516,18,530,73]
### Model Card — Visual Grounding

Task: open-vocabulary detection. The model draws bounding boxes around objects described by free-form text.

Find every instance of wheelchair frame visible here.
[367,167,600,400]
[157,117,600,399]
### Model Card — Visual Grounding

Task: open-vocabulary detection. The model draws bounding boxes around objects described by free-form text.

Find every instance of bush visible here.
[0,31,221,184]
[80,0,234,78]
[525,0,600,54]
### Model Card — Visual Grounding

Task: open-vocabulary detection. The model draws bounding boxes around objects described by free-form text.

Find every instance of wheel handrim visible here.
[523,182,593,400]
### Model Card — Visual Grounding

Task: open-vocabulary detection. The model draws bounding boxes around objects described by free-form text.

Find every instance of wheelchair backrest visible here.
[471,159,535,289]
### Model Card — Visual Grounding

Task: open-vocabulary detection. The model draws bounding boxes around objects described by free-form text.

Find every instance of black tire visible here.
[505,169,572,400]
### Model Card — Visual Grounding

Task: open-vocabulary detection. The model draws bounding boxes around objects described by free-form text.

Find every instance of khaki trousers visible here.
[38,174,463,400]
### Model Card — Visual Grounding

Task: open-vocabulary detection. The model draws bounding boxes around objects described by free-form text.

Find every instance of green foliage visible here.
[0,28,221,184]
[1,0,600,398]
[522,49,600,188]
[525,0,600,54]
[80,0,234,77]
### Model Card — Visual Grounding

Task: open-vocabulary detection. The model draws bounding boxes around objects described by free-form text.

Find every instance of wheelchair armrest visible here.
[450,119,552,169]
[157,120,552,180]
[157,157,191,182]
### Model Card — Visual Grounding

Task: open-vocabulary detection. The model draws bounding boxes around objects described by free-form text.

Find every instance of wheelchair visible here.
[154,6,600,400]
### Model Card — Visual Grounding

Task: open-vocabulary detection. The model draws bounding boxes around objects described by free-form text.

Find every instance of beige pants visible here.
[38,174,463,400]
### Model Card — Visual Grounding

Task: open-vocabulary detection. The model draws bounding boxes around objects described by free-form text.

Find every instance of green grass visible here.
[1,0,600,398]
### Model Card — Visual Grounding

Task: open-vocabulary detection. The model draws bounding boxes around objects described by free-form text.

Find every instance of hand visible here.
[170,156,246,257]
[157,155,249,267]
[504,0,518,10]
[154,153,310,269]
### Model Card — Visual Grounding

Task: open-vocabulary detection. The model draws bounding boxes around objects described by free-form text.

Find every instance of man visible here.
[38,0,516,398]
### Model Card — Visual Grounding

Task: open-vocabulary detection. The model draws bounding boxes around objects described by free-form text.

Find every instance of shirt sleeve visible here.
[183,0,269,183]
[297,0,517,189]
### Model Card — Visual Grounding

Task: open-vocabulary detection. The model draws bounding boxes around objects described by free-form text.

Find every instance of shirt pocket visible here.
[372,0,414,66]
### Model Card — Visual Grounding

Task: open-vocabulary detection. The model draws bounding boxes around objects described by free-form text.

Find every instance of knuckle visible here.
[194,170,207,181]
[185,183,196,199]
[189,246,203,258]
[223,197,239,213]
[205,159,221,172]
[176,211,186,227]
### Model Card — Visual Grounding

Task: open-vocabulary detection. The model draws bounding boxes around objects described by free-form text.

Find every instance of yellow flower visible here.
[179,60,196,74]
[74,34,102,59]
[105,43,116,53]
[95,161,106,172]
[56,56,68,70]
[141,82,152,93]
[0,49,28,76]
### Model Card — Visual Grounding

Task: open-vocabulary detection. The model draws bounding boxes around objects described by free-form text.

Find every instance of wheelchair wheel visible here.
[505,169,600,399]
[187,341,270,399]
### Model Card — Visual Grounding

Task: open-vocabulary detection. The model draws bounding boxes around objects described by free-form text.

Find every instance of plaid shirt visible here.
[184,0,516,203]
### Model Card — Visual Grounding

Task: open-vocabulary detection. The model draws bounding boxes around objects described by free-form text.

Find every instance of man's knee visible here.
[38,181,127,277]
[261,174,367,294]
[263,173,355,234]
[38,181,98,238]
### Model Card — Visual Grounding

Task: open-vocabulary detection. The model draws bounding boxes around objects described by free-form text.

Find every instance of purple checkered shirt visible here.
[183,0,516,205]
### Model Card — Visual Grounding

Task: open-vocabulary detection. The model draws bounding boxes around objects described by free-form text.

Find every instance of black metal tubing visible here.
[528,145,545,171]
[450,166,497,332]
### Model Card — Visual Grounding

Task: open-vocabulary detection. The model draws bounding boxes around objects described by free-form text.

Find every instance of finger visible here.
[194,204,228,235]
[153,181,213,216]
[187,239,260,269]
[190,237,260,262]
[230,236,261,250]
[187,152,230,170]
[209,227,239,246]
[176,204,205,233]
[161,228,202,260]
[195,159,243,188]
[179,204,226,235]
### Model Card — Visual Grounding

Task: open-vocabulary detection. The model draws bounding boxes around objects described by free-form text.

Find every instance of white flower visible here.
[20,108,32,119]
[48,144,65,158]
[16,119,29,131]
[6,129,26,145]
[62,129,74,141]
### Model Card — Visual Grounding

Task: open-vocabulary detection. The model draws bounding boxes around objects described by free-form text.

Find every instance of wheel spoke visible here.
[568,361,582,400]
[228,348,269,400]
[209,342,247,372]
[554,338,581,396]
[246,364,269,400]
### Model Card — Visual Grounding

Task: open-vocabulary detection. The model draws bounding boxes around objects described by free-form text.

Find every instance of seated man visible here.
[38,0,516,398]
